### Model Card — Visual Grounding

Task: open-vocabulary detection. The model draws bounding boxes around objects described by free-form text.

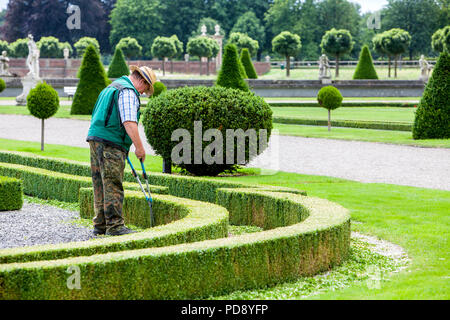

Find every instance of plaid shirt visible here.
[118,88,140,124]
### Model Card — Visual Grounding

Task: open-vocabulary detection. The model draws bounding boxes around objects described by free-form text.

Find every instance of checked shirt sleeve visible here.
[118,88,139,124]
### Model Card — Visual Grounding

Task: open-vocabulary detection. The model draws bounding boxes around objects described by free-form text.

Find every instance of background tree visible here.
[0,40,10,55]
[74,37,100,58]
[317,85,343,132]
[373,31,393,78]
[71,45,110,115]
[9,38,28,58]
[190,17,225,38]
[107,47,129,79]
[382,28,412,78]
[26,82,59,151]
[116,37,142,60]
[228,33,259,58]
[272,31,302,77]
[231,12,265,59]
[353,45,378,80]
[432,28,446,53]
[170,35,184,74]
[36,36,62,58]
[151,36,177,76]
[216,43,249,92]
[320,28,354,78]
[413,51,450,139]
[203,37,220,76]
[240,48,258,79]
[381,0,442,59]
[187,37,212,76]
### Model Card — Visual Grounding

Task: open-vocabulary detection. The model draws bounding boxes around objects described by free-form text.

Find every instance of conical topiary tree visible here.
[216,43,249,92]
[71,45,110,115]
[413,52,450,140]
[240,48,258,79]
[107,47,129,78]
[353,45,378,79]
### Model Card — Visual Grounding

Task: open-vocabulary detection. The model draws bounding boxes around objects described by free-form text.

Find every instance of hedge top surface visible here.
[0,192,349,271]
[0,192,228,263]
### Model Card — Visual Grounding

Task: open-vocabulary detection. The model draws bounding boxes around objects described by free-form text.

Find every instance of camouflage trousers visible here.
[89,141,126,232]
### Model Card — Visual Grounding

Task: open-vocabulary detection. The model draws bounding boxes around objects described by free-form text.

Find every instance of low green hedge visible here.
[0,191,229,264]
[0,192,350,300]
[0,162,168,203]
[0,176,23,211]
[269,102,416,108]
[273,117,412,131]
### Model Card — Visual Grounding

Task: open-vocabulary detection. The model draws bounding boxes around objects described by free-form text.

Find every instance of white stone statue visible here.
[63,47,70,60]
[16,34,41,105]
[214,24,221,36]
[201,24,207,36]
[319,54,332,80]
[419,55,432,82]
[0,51,12,76]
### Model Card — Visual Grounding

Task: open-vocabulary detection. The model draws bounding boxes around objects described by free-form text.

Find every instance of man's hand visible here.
[123,121,146,163]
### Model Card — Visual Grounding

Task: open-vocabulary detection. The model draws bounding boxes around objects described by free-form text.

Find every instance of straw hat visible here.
[129,65,158,96]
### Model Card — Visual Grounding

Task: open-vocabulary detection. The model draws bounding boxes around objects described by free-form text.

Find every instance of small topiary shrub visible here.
[150,81,167,98]
[353,45,378,79]
[0,78,6,93]
[74,37,100,58]
[143,86,272,176]
[27,82,59,151]
[71,45,110,115]
[240,48,258,79]
[216,43,249,91]
[107,47,129,79]
[413,52,450,139]
[9,38,28,58]
[0,176,23,211]
[317,86,343,131]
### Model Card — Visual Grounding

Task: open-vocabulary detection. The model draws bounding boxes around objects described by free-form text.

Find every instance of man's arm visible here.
[123,122,146,162]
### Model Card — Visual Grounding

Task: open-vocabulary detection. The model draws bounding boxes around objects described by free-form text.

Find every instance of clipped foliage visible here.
[9,38,28,58]
[143,86,272,176]
[431,28,445,53]
[74,37,100,57]
[152,36,177,59]
[216,43,249,91]
[228,32,259,57]
[353,45,378,79]
[107,47,129,78]
[27,82,59,120]
[150,81,167,98]
[240,48,258,79]
[443,26,450,52]
[318,86,343,110]
[71,45,110,115]
[36,36,62,58]
[0,40,10,55]
[0,78,5,93]
[0,176,23,211]
[272,31,302,76]
[116,37,142,59]
[413,52,450,139]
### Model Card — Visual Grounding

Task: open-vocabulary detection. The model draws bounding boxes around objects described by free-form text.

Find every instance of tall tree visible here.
[382,0,442,59]
[382,28,411,78]
[321,28,354,77]
[231,11,265,59]
[272,31,302,77]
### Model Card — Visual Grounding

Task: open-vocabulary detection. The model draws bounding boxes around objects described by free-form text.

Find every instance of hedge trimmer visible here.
[126,157,155,227]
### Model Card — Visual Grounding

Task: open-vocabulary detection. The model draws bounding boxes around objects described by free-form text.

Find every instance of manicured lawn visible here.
[0,139,448,299]
[272,107,416,123]
[266,97,421,102]
[0,105,91,121]
[274,123,450,148]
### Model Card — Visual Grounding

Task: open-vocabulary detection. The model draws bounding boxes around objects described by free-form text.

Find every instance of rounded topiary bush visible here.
[27,82,59,150]
[0,176,23,211]
[150,81,167,98]
[0,78,6,93]
[317,86,343,131]
[143,86,273,176]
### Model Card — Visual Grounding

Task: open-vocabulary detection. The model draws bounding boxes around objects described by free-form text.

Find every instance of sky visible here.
[0,0,388,13]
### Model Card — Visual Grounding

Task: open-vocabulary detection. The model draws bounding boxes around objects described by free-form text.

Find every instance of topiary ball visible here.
[143,86,273,176]
[317,86,343,110]
[0,78,6,93]
[151,81,167,98]
[0,176,23,211]
[27,82,59,120]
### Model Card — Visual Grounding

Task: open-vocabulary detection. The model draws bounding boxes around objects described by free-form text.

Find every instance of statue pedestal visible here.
[16,74,40,106]
[320,78,332,84]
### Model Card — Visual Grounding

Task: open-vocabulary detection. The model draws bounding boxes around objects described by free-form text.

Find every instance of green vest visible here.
[87,77,141,152]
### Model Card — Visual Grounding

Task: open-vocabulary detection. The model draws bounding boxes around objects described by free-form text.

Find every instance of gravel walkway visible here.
[0,114,449,191]
[0,202,94,249]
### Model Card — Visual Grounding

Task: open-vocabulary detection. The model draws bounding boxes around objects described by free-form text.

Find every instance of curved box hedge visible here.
[0,192,350,300]
[0,176,23,211]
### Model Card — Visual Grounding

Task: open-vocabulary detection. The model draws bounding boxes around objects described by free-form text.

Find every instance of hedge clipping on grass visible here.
[0,176,23,211]
[353,45,378,80]
[142,86,272,176]
[413,52,450,139]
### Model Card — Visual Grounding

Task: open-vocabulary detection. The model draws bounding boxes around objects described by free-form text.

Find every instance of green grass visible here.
[272,107,416,123]
[1,139,449,299]
[266,97,421,102]
[0,105,91,121]
[274,123,450,148]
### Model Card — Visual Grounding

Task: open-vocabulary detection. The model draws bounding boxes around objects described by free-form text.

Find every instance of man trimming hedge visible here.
[86,66,158,236]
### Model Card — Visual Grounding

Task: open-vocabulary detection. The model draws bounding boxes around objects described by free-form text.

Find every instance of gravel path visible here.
[0,202,94,249]
[0,114,449,191]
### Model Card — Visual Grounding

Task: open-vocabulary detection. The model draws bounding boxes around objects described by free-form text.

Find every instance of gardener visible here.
[86,66,157,236]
